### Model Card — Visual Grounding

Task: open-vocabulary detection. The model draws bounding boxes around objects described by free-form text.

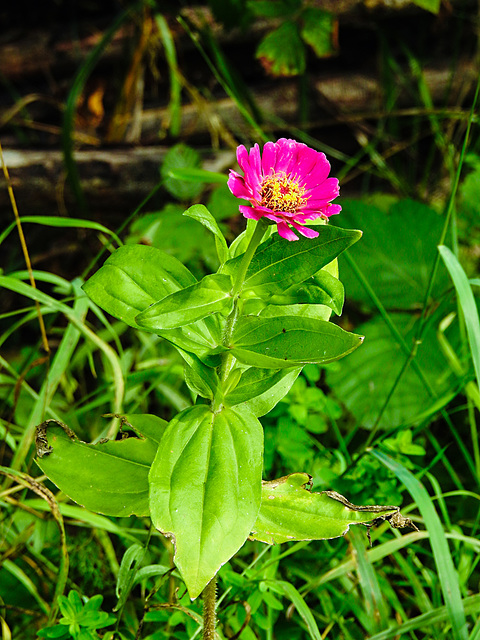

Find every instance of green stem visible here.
[202,575,217,640]
[231,219,269,299]
[217,220,268,387]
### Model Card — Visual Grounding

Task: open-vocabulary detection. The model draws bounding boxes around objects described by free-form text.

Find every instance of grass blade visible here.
[438,245,480,391]
[371,449,468,640]
[368,594,480,640]
[0,216,122,248]
[268,580,322,640]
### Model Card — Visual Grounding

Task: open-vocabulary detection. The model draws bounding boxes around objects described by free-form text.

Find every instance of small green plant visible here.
[37,591,115,639]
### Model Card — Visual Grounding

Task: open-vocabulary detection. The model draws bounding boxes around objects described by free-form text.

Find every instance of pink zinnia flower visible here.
[227,138,341,241]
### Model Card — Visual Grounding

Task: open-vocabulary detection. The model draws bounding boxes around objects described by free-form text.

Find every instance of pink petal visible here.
[305,177,339,201]
[294,146,322,182]
[240,146,262,194]
[274,139,298,174]
[227,172,253,199]
[293,211,324,223]
[239,205,263,220]
[301,158,332,190]
[290,220,319,238]
[261,141,277,175]
[262,212,284,223]
[236,145,249,172]
[249,144,261,175]
[277,221,299,241]
[326,204,342,216]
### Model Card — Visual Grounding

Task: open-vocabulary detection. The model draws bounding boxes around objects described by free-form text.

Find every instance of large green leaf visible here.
[326,313,456,429]
[256,21,306,76]
[251,473,402,544]
[177,348,220,400]
[135,274,233,331]
[268,270,344,315]
[300,7,337,58]
[337,198,448,310]
[83,244,223,366]
[260,302,332,322]
[35,415,166,517]
[225,366,302,417]
[148,405,263,598]
[161,143,203,200]
[224,225,361,297]
[183,204,229,265]
[82,244,196,330]
[157,315,225,368]
[231,315,363,368]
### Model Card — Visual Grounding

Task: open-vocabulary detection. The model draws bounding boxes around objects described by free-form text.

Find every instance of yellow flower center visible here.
[260,173,307,214]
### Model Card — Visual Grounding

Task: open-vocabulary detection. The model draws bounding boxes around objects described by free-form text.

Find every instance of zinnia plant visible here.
[35,139,413,639]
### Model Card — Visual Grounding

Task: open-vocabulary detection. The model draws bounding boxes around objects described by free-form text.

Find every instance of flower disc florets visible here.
[227,138,341,241]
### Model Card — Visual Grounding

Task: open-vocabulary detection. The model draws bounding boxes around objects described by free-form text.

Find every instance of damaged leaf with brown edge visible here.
[250,473,417,544]
[35,415,166,517]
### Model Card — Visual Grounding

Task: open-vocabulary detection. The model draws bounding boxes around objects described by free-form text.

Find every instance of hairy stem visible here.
[202,575,217,640]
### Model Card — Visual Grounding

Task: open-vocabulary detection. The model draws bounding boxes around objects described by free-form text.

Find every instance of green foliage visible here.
[136,273,234,330]
[231,315,363,368]
[37,591,115,639]
[300,8,337,58]
[183,204,229,265]
[161,144,204,200]
[224,223,361,296]
[250,0,337,76]
[256,22,306,76]
[127,203,219,275]
[36,415,166,517]
[336,198,448,311]
[412,0,440,13]
[225,366,301,417]
[82,244,197,331]
[148,404,263,598]
[251,473,399,544]
[36,205,365,600]
[326,313,455,429]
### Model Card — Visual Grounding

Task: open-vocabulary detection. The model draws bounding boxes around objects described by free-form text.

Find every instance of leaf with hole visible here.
[251,473,402,544]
